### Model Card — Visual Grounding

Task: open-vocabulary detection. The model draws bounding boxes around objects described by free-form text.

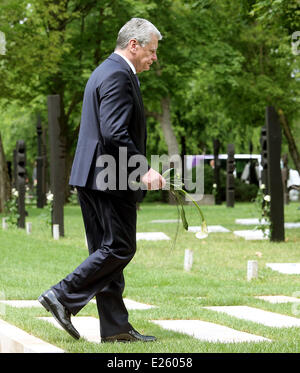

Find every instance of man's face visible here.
[134,35,158,73]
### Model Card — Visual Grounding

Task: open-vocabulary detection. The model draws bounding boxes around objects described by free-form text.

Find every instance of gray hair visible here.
[116,18,162,49]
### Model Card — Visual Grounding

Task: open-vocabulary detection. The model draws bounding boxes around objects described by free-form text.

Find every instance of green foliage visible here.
[169,0,299,155]
[203,164,215,194]
[0,0,299,181]
[39,192,53,227]
[203,163,259,202]
[254,184,271,238]
[4,188,19,226]
[234,178,259,203]
[142,189,168,203]
[0,103,40,184]
[251,0,300,33]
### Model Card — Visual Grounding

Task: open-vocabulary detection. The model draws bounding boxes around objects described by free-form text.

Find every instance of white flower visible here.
[47,192,54,202]
[12,188,19,197]
[213,183,217,188]
[264,195,271,202]
[260,184,266,190]
[195,231,208,240]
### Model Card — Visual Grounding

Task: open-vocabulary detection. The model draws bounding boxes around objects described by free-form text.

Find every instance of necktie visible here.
[135,74,140,87]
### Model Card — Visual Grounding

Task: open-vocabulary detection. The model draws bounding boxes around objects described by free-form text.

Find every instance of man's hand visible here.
[141,168,166,190]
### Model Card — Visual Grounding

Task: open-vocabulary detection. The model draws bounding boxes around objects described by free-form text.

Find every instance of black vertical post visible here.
[48,95,65,237]
[42,123,49,198]
[13,149,17,189]
[226,144,235,207]
[16,140,26,228]
[249,141,258,185]
[6,161,12,182]
[266,106,285,242]
[36,114,46,208]
[260,126,269,193]
[213,139,222,205]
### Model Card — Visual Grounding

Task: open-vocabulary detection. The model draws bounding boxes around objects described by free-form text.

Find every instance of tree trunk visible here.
[0,132,11,212]
[157,97,180,204]
[158,97,179,156]
[145,96,180,203]
[278,109,300,176]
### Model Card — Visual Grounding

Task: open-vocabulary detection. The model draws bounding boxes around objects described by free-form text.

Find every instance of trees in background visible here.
[0,0,299,208]
[250,0,300,174]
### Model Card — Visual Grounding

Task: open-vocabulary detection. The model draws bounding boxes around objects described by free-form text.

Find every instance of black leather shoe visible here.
[101,329,157,343]
[38,289,80,340]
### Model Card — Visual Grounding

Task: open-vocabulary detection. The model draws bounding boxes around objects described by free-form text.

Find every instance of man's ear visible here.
[129,39,138,53]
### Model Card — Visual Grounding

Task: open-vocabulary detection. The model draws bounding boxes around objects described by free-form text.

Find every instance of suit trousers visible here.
[52,187,137,338]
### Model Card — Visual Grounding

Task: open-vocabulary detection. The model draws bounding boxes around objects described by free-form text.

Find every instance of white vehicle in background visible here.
[201,154,300,201]
[288,169,300,201]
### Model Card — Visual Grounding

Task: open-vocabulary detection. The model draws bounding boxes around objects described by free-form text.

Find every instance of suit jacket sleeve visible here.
[98,69,149,172]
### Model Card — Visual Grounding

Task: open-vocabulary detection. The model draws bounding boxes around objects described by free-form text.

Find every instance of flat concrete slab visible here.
[255,295,300,304]
[151,319,270,343]
[39,316,100,343]
[136,232,170,241]
[233,229,269,240]
[0,300,41,308]
[121,298,155,310]
[0,298,155,310]
[204,306,300,327]
[188,225,230,233]
[235,219,300,229]
[188,226,206,233]
[284,222,300,229]
[40,315,272,344]
[266,263,300,274]
[90,298,155,310]
[235,218,268,225]
[0,318,64,353]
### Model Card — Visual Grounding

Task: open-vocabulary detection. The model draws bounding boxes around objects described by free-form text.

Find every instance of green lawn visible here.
[0,200,300,353]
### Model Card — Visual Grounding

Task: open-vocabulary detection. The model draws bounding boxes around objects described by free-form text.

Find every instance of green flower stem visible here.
[131,168,208,249]
[162,168,208,234]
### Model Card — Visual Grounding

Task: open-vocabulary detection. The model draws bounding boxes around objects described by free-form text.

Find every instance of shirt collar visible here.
[114,50,136,74]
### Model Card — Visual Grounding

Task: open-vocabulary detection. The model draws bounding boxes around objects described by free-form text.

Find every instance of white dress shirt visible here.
[114,50,136,75]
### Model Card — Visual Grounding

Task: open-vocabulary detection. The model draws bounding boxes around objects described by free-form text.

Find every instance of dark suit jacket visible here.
[69,53,149,202]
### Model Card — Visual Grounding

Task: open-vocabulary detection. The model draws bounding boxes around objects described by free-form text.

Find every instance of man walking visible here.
[38,18,165,343]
